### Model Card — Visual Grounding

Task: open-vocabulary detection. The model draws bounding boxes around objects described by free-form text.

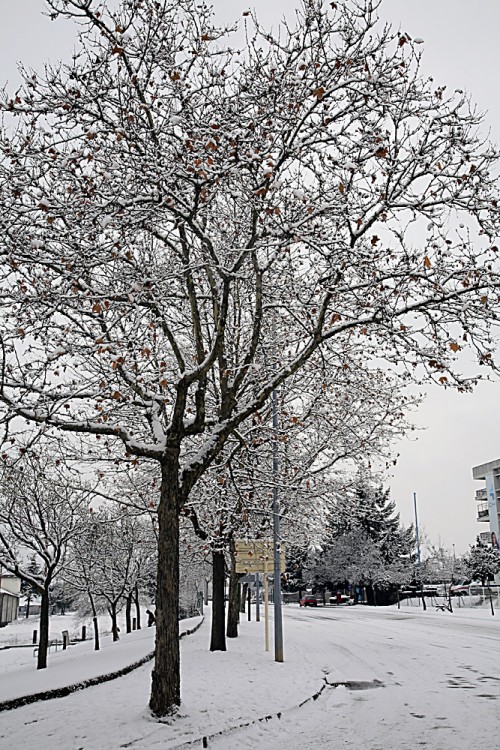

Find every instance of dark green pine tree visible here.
[330,473,416,565]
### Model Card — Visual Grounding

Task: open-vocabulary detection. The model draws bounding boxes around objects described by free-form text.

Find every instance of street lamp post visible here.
[272,386,284,663]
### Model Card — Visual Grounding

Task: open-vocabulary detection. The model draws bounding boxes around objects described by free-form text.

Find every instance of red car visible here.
[299,595,318,607]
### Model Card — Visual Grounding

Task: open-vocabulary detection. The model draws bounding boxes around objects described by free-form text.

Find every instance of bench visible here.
[33,639,62,657]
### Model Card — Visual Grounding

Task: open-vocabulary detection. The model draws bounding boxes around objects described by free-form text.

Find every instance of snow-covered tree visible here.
[464,537,500,586]
[0,454,91,668]
[83,507,141,641]
[49,578,75,615]
[305,474,415,602]
[418,541,465,585]
[306,527,411,604]
[328,474,415,564]
[1,0,500,714]
[20,555,41,618]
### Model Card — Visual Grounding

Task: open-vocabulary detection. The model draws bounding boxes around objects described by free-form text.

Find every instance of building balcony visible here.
[479,531,492,544]
[477,502,490,521]
[475,488,488,501]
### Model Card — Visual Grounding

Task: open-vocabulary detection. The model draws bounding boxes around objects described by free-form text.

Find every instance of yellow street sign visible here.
[235,540,285,573]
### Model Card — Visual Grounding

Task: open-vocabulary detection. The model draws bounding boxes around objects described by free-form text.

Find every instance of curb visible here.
[162,677,384,749]
[0,616,204,714]
[162,676,330,750]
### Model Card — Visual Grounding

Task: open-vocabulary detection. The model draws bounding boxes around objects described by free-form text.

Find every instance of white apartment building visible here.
[472,458,500,582]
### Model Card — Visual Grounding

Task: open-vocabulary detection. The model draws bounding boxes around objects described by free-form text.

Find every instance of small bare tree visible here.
[0,454,90,669]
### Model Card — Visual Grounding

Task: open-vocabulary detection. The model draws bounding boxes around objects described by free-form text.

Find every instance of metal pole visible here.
[272,386,284,662]
[264,559,269,652]
[413,492,421,565]
[256,573,260,622]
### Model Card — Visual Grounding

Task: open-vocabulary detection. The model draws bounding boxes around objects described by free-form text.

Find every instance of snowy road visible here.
[209,604,500,750]
[1,603,499,749]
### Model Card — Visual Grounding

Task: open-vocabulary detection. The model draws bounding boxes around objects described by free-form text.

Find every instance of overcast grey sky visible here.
[1,0,500,554]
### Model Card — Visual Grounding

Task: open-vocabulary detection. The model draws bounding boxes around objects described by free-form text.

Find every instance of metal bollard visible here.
[32,629,37,644]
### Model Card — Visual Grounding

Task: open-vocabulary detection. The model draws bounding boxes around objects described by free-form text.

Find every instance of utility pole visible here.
[272,386,284,663]
[413,492,421,565]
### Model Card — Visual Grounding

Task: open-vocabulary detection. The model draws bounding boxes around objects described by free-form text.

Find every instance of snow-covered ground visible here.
[0,601,499,749]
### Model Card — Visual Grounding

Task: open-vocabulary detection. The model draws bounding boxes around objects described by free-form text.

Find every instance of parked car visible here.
[449,580,471,596]
[329,593,350,605]
[299,595,318,607]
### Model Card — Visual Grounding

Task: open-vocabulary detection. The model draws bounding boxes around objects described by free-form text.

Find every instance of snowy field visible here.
[0,602,499,749]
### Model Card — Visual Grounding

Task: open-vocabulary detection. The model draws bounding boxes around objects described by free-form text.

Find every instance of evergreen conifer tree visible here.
[330,473,415,565]
[464,538,500,586]
[20,555,41,618]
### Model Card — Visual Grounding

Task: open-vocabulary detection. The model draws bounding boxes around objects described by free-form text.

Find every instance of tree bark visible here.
[149,458,181,717]
[487,582,495,616]
[125,591,132,633]
[110,602,120,641]
[37,589,50,670]
[226,543,240,639]
[134,582,141,630]
[93,615,100,651]
[420,584,427,611]
[89,594,100,651]
[210,549,226,651]
[240,583,248,613]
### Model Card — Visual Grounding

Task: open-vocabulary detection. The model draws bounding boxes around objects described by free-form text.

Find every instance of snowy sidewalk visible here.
[0,616,202,707]
[0,608,326,749]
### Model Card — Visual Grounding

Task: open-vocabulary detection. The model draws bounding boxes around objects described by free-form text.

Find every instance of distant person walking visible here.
[146,609,156,626]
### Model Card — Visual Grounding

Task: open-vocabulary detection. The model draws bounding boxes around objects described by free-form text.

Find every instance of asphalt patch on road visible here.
[326,679,384,691]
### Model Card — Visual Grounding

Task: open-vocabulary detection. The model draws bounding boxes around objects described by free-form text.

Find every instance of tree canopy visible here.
[1,0,499,715]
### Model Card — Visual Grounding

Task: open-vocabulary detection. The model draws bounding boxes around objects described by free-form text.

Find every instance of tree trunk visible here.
[447,585,453,613]
[26,592,31,619]
[487,582,495,616]
[125,591,132,633]
[210,548,226,651]
[110,602,120,641]
[420,584,427,611]
[226,541,240,639]
[149,459,181,717]
[37,589,50,670]
[89,593,100,651]
[240,583,248,613]
[134,582,141,630]
[93,615,100,651]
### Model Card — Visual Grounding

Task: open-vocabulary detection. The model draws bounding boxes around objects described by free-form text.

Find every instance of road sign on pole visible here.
[234,540,285,574]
